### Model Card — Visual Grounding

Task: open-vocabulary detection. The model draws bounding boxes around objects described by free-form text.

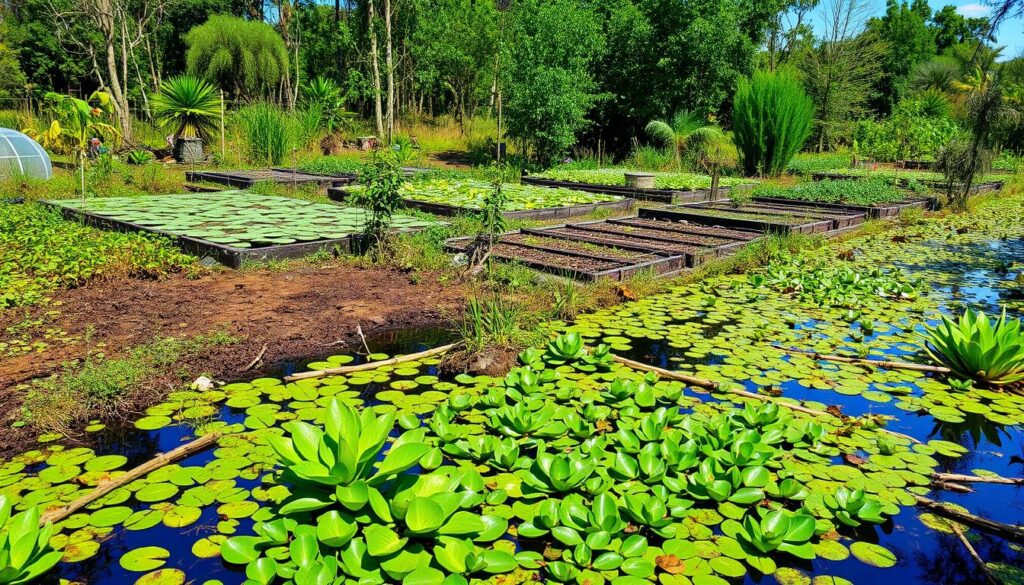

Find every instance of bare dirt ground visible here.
[0,263,465,421]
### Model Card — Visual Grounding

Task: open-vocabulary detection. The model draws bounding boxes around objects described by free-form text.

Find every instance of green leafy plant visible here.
[151,75,221,140]
[351,155,405,253]
[823,487,889,526]
[0,496,63,584]
[921,308,1024,386]
[125,150,153,165]
[519,443,609,495]
[736,508,817,559]
[237,102,291,165]
[544,332,586,365]
[732,70,814,177]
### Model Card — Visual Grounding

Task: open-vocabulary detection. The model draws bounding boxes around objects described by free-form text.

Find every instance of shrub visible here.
[185,15,288,101]
[732,70,814,177]
[151,75,221,140]
[237,102,290,166]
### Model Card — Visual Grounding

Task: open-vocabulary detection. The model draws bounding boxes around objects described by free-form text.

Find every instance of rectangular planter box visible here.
[519,225,714,268]
[520,175,727,204]
[810,172,1005,194]
[752,196,935,219]
[186,168,357,189]
[639,206,834,235]
[327,187,634,220]
[682,201,866,231]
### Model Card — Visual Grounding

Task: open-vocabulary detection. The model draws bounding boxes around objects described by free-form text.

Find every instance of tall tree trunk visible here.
[368,0,384,138]
[95,0,132,140]
[384,0,395,143]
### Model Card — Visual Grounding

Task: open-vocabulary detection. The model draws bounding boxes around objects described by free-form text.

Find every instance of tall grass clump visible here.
[238,102,290,165]
[732,70,814,177]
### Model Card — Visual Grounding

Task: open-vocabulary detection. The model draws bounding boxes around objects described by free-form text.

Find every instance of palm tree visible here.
[911,58,959,93]
[152,75,221,163]
[644,110,721,169]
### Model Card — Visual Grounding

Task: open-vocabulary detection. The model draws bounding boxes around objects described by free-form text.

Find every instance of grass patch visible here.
[21,330,238,433]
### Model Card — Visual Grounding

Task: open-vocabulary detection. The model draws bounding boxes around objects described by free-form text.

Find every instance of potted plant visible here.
[151,75,220,163]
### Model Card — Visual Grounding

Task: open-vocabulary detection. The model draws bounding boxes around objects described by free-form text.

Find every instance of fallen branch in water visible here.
[773,345,950,374]
[41,431,222,525]
[915,496,1024,544]
[285,343,458,382]
[932,480,973,494]
[951,522,1001,585]
[933,472,1024,486]
[611,355,921,443]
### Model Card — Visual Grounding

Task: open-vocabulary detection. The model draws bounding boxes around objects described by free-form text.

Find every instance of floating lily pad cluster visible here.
[50,192,434,249]
[533,168,754,191]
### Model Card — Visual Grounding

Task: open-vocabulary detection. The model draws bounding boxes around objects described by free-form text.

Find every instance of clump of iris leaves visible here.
[219,333,923,585]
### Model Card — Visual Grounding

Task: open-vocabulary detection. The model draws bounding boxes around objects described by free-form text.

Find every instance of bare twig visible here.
[41,432,221,525]
[243,343,269,371]
[356,324,372,355]
[285,343,457,382]
[915,496,1024,544]
[773,345,950,373]
[950,522,1001,585]
[932,472,1024,486]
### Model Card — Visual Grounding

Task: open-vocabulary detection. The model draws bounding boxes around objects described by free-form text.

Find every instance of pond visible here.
[3,195,1023,585]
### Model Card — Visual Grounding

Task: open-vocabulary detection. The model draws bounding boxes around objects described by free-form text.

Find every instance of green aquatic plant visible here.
[519,443,610,495]
[735,508,817,559]
[824,487,889,526]
[544,332,586,365]
[0,496,63,585]
[922,308,1024,386]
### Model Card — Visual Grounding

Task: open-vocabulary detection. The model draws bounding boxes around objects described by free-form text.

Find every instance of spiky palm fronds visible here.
[912,59,959,93]
[152,75,221,139]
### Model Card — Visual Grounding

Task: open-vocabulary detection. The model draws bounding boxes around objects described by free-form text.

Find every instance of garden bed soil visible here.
[185,168,358,189]
[0,264,465,451]
[612,218,760,241]
[686,201,867,230]
[551,222,740,256]
[327,187,635,220]
[752,195,935,219]
[520,175,726,204]
[639,206,835,234]
[522,227,713,257]
[501,233,659,262]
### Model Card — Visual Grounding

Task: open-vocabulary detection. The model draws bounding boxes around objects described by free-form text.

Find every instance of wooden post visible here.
[220,90,226,163]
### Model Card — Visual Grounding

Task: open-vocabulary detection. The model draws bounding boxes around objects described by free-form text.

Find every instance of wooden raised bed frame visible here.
[639,206,835,235]
[520,175,728,204]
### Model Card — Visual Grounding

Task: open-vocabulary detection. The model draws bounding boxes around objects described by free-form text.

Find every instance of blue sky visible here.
[807,0,1024,59]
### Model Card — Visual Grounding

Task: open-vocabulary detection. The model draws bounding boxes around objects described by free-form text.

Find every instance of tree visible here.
[0,39,27,101]
[797,0,884,150]
[185,15,289,103]
[866,0,937,112]
[503,0,603,164]
[644,111,721,169]
[732,69,814,176]
[764,0,819,70]
[931,4,993,52]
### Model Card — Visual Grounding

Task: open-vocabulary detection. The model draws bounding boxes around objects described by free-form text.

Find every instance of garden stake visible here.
[40,432,222,525]
[772,345,950,374]
[285,343,458,381]
[915,496,1024,544]
[611,354,922,443]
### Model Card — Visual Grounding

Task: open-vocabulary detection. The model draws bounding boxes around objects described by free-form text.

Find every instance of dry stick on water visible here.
[285,343,458,382]
[773,345,951,374]
[950,522,1002,585]
[243,343,269,371]
[40,432,222,525]
[611,354,922,444]
[915,496,1024,544]
[356,324,372,355]
[933,472,1024,486]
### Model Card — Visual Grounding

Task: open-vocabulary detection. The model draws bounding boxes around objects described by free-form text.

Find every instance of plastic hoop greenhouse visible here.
[0,127,52,180]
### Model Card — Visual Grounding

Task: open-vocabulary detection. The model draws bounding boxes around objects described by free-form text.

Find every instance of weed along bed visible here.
[185,168,359,189]
[2,193,1023,585]
[330,179,634,220]
[523,168,757,204]
[46,191,436,268]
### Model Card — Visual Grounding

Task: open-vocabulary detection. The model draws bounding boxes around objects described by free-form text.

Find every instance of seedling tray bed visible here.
[500,233,661,263]
[46,191,435,268]
[686,201,866,230]
[555,222,737,254]
[528,226,718,266]
[611,218,760,241]
[186,168,357,189]
[327,187,634,220]
[639,206,834,234]
[521,176,721,204]
[752,195,935,219]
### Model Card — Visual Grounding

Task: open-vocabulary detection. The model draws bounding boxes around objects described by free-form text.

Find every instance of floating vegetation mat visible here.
[5,194,1024,585]
[48,191,435,249]
[532,169,755,191]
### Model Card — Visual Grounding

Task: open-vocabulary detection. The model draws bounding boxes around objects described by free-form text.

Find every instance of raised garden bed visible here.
[639,205,835,234]
[553,221,748,256]
[810,171,1006,193]
[685,201,867,230]
[329,180,633,220]
[752,195,935,219]
[612,217,760,241]
[185,168,358,189]
[46,191,434,268]
[520,176,715,204]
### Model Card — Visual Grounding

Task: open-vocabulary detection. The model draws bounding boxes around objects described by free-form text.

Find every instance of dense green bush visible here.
[732,71,814,177]
[753,179,909,206]
[854,100,961,162]
[237,102,291,166]
[185,15,288,101]
[0,203,193,308]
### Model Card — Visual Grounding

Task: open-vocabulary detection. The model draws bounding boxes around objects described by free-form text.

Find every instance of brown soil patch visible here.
[0,263,466,421]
